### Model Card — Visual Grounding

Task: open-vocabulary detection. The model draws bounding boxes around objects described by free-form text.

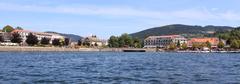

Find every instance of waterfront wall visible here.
[0,46,156,52]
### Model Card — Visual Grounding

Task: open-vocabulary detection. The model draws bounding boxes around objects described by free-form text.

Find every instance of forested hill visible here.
[130,24,234,40]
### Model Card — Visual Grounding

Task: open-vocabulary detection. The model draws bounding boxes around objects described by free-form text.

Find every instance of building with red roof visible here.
[187,38,219,48]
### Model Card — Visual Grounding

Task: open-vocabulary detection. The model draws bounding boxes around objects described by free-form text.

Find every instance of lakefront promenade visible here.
[0,46,156,52]
[1,46,240,53]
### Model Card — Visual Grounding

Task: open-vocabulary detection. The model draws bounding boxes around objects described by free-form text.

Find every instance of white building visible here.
[0,31,12,42]
[44,32,66,44]
[83,35,107,47]
[144,35,187,48]
[0,31,19,46]
[11,30,65,44]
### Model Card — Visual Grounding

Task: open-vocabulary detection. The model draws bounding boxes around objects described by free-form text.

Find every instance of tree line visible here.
[6,33,69,46]
[217,28,240,49]
[108,33,142,48]
[77,37,99,47]
[167,40,225,51]
[0,32,70,46]
[0,25,70,46]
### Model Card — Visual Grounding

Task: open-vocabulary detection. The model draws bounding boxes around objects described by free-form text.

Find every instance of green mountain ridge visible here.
[130,24,234,40]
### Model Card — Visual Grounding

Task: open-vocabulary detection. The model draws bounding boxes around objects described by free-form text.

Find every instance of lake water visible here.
[0,52,240,84]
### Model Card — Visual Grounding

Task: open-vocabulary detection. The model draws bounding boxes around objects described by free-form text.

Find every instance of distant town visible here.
[1,24,240,52]
[0,25,108,48]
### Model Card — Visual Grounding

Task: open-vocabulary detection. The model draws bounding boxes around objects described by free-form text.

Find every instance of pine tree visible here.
[206,41,212,49]
[108,36,119,48]
[26,33,39,46]
[169,42,177,50]
[78,40,82,46]
[94,43,98,46]
[2,25,14,32]
[11,32,22,43]
[64,38,70,46]
[177,40,181,48]
[181,42,188,50]
[230,40,239,49]
[0,36,4,42]
[41,37,50,45]
[217,41,225,48]
[52,39,60,46]
[15,26,23,30]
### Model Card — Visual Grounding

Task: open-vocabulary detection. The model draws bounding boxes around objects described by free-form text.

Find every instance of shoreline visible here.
[0,46,239,53]
[177,50,240,53]
[0,46,156,52]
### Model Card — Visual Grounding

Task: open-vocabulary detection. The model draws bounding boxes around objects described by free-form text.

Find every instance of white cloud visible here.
[1,2,240,21]
[219,11,240,21]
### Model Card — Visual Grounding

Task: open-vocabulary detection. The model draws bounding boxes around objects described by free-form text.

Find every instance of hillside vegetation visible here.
[217,27,240,48]
[130,24,233,40]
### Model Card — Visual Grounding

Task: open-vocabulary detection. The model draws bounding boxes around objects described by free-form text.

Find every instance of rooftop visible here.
[188,38,219,44]
[11,29,32,33]
[146,35,184,39]
[11,29,64,37]
[85,35,104,42]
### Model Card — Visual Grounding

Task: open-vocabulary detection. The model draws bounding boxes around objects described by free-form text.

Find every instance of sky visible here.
[0,0,240,39]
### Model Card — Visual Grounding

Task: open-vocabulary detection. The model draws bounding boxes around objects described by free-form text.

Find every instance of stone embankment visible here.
[1,46,239,53]
[0,46,156,52]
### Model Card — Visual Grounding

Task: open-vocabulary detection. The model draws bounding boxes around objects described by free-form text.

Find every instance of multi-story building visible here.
[187,38,219,48]
[11,30,33,43]
[11,29,65,44]
[144,35,187,48]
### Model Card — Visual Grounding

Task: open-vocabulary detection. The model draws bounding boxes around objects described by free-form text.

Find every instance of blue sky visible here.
[0,0,240,38]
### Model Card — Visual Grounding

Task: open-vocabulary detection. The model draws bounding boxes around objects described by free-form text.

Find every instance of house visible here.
[0,31,19,46]
[0,31,12,42]
[83,35,107,47]
[187,38,219,48]
[144,35,187,48]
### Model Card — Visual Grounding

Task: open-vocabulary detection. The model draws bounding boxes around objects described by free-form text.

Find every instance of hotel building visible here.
[144,35,187,48]
[11,30,65,44]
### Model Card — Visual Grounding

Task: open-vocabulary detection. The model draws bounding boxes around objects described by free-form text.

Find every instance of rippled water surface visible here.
[0,52,240,84]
